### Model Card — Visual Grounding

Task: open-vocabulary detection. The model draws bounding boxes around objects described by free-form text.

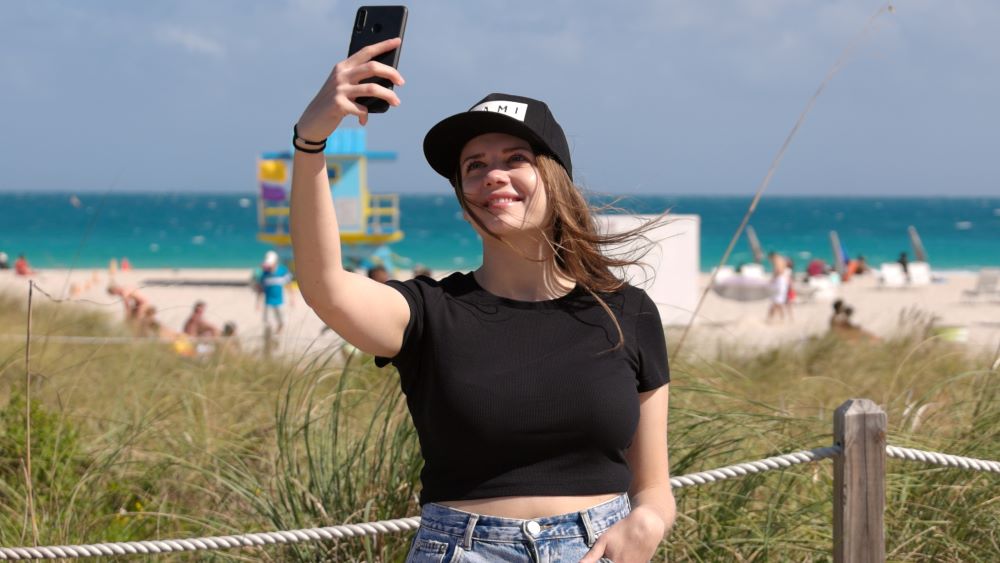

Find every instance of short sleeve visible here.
[634,291,670,391]
[373,279,424,370]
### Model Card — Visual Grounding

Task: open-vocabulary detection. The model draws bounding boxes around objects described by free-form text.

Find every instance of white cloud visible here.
[155,25,226,59]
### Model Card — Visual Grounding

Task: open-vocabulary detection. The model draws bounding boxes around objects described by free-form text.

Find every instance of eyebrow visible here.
[461,146,532,165]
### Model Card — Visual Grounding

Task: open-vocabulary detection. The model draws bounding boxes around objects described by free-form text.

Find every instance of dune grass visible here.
[0,291,997,561]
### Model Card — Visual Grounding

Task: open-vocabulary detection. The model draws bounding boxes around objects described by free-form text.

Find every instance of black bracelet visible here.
[293,124,326,146]
[293,138,326,154]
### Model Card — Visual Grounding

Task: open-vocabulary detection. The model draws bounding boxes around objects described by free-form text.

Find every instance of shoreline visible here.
[2,267,998,358]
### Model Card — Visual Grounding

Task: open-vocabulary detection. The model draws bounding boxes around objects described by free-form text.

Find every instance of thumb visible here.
[578,538,607,563]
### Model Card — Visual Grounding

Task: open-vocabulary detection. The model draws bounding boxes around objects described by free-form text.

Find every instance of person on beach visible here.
[183,301,219,339]
[366,264,390,283]
[829,301,878,342]
[898,251,910,281]
[767,252,793,323]
[256,250,292,335]
[290,38,674,562]
[107,283,149,330]
[0,252,9,270]
[14,254,36,276]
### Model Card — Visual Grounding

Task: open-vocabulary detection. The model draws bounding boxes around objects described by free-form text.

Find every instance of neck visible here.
[475,233,575,301]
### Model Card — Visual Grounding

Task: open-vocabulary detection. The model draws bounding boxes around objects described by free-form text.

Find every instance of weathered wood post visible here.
[833,398,887,563]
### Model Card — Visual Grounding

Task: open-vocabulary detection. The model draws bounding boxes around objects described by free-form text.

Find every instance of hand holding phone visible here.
[347,6,408,113]
[296,31,406,136]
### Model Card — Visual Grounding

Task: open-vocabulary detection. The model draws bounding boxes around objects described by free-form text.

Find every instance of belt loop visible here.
[579,508,598,547]
[462,513,479,550]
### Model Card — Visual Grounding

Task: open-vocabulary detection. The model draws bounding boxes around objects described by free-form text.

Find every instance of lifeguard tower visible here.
[256,129,404,272]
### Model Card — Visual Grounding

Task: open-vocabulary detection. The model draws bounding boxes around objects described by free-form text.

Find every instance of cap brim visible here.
[423,111,551,184]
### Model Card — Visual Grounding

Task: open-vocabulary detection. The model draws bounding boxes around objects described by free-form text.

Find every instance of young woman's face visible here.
[458,132,549,237]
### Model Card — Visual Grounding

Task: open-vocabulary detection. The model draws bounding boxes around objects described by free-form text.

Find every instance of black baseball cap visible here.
[423,93,572,186]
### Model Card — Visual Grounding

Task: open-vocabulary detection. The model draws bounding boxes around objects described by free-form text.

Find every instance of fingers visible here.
[345,81,401,108]
[578,540,607,563]
[345,36,402,66]
[346,60,405,87]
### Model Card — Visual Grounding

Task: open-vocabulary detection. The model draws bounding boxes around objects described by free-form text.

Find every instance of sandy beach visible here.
[1,267,998,359]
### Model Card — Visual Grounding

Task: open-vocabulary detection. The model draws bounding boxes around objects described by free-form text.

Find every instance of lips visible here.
[485,193,522,209]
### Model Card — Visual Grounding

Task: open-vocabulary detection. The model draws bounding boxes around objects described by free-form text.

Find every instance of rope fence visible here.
[886,445,1000,473]
[1,435,996,561]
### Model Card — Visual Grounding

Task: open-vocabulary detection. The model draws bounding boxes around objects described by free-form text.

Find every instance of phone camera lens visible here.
[354,10,367,32]
[372,23,383,33]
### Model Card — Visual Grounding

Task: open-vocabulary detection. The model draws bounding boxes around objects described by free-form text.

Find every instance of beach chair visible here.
[712,265,736,282]
[962,268,1000,302]
[740,263,767,279]
[804,275,838,302]
[878,263,907,288]
[908,261,932,286]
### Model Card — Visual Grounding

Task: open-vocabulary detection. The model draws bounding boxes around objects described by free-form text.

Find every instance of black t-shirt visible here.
[375,272,669,505]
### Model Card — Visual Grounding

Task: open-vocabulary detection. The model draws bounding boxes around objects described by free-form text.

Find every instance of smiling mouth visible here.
[486,197,522,210]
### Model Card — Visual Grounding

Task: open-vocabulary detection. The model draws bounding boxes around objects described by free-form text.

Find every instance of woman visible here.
[291,38,675,562]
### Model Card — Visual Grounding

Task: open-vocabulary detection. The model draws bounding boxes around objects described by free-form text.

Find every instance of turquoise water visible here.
[1,193,997,272]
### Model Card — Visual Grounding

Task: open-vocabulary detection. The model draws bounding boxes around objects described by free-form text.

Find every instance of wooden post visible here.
[833,399,886,563]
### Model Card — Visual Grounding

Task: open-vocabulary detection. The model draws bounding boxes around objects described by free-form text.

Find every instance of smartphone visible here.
[347,5,408,114]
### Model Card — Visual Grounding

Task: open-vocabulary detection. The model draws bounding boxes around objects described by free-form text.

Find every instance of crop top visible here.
[374,272,669,505]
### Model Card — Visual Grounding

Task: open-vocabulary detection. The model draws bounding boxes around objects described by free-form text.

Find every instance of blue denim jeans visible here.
[405,494,630,563]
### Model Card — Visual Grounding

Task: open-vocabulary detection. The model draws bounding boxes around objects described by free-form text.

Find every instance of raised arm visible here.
[291,38,411,357]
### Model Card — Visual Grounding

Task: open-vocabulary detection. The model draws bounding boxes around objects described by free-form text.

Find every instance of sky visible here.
[1,0,998,196]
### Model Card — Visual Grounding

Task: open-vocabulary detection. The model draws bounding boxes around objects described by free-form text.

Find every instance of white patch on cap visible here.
[469,101,528,122]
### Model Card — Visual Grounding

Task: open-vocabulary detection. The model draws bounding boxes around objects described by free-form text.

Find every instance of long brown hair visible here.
[452,154,668,349]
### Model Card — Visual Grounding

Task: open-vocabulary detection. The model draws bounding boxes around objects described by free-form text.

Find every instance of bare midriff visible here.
[437,493,621,520]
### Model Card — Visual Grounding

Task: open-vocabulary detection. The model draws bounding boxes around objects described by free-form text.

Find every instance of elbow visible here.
[296,269,343,314]
[299,282,337,315]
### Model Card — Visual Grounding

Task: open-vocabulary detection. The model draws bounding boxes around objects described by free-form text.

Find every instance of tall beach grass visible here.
[0,291,997,561]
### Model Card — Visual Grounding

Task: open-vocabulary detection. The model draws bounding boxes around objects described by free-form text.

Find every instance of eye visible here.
[464,160,485,174]
[508,153,529,164]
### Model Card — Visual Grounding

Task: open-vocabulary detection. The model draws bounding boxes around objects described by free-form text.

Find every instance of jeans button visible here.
[526,520,541,535]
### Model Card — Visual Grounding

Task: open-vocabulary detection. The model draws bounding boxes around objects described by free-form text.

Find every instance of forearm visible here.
[289,150,346,309]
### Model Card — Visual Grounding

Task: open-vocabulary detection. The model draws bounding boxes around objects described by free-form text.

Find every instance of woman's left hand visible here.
[579,506,665,563]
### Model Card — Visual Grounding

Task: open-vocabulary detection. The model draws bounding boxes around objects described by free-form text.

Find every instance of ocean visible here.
[1,193,997,272]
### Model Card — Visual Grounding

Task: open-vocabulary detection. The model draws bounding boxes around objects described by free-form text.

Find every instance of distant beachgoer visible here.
[829,299,849,329]
[856,255,870,275]
[183,301,219,338]
[14,254,36,276]
[107,283,149,328]
[898,252,910,281]
[219,322,241,355]
[412,264,433,279]
[829,301,878,342]
[767,252,793,323]
[121,257,132,272]
[256,251,292,335]
[0,252,9,270]
[367,264,390,283]
[137,306,179,339]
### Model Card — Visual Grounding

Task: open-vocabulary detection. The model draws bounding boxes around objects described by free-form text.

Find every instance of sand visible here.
[1,267,998,360]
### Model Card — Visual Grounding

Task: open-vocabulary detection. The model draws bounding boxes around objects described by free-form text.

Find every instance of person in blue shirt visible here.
[256,251,292,334]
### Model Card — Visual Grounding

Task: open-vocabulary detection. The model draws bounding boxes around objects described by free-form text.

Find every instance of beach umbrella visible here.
[908,225,928,262]
[746,225,765,264]
[711,276,774,302]
[829,230,845,276]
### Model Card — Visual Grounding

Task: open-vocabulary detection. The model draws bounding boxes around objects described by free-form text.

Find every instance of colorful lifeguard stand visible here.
[256,129,403,272]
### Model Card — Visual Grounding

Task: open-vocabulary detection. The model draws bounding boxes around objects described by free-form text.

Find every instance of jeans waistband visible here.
[418,494,630,545]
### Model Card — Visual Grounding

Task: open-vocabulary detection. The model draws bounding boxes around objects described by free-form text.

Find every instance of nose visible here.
[483,166,508,187]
